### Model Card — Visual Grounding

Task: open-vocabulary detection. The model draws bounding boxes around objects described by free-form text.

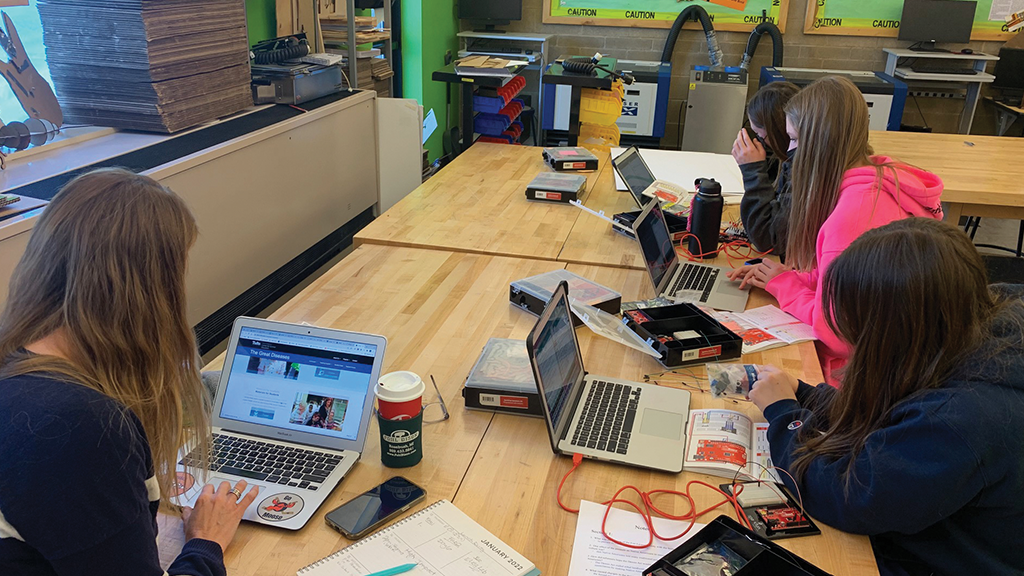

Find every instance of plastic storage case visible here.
[643,515,830,576]
[525,172,587,203]
[510,269,621,327]
[624,303,742,368]
[543,146,600,171]
[462,338,542,417]
[612,209,688,241]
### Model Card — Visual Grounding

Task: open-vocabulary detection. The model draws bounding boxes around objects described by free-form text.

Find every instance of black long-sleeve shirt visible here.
[738,153,793,261]
[0,373,225,576]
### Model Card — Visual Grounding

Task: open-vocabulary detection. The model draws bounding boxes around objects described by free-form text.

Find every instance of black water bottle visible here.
[688,178,724,260]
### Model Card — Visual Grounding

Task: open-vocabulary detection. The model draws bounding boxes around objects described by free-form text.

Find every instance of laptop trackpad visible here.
[640,409,684,440]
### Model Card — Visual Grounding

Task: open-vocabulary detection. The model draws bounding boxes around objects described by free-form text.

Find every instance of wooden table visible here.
[870,130,1024,222]
[354,143,608,261]
[158,244,878,576]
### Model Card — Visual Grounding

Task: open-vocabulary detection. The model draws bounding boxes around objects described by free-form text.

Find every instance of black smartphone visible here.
[324,476,427,539]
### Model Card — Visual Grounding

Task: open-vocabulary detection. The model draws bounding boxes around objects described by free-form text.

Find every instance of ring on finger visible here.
[229,488,243,501]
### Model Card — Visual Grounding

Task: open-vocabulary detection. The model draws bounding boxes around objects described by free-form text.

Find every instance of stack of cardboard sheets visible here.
[37,0,252,132]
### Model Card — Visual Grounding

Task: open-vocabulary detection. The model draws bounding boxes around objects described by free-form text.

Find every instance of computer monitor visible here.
[898,0,977,52]
[993,47,1024,100]
[458,0,523,32]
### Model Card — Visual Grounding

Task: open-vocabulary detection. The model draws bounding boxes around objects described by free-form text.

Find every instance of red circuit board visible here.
[694,439,747,468]
[756,506,811,531]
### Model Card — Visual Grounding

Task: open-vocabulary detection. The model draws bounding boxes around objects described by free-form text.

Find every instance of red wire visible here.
[556,455,754,549]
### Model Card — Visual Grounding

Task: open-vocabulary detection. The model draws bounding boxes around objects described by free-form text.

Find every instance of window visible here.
[0,1,53,124]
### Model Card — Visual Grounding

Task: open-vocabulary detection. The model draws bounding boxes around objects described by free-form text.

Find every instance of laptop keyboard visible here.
[179,433,343,491]
[570,381,641,454]
[668,263,718,302]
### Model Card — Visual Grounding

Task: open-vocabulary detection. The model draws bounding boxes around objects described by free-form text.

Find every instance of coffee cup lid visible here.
[375,371,425,403]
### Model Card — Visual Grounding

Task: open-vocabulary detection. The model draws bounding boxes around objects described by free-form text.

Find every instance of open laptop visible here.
[633,199,749,313]
[611,146,656,207]
[173,317,387,530]
[526,281,691,472]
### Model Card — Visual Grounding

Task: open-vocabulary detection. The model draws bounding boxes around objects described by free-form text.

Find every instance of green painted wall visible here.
[245,0,276,45]
[403,1,459,162]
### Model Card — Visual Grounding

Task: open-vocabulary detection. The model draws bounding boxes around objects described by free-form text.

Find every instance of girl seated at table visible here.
[732,81,800,259]
[748,218,1024,576]
[728,75,944,385]
[0,169,256,576]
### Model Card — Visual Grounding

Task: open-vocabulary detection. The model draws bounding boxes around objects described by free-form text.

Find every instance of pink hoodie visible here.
[765,156,944,386]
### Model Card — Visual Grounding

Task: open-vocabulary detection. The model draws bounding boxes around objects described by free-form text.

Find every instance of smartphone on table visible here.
[324,476,427,539]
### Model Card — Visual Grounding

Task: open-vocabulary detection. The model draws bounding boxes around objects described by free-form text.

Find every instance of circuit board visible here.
[720,482,821,540]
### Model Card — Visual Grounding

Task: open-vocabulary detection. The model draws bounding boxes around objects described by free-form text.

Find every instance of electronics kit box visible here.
[510,269,621,327]
[542,147,599,171]
[462,338,543,418]
[612,209,688,242]
[525,172,587,203]
[623,303,742,368]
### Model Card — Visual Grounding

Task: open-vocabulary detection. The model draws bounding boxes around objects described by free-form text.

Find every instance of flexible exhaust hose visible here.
[661,6,723,70]
[739,21,784,70]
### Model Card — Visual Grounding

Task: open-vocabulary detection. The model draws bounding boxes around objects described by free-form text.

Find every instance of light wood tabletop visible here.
[160,245,565,574]
[158,244,877,576]
[354,143,608,261]
[455,264,877,576]
[869,130,1024,222]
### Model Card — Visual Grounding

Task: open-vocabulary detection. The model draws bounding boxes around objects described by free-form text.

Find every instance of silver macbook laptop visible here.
[612,146,656,208]
[526,281,690,473]
[632,199,750,313]
[173,317,387,530]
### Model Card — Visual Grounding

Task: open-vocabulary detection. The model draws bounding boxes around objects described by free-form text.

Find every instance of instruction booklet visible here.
[684,409,781,483]
[699,304,815,354]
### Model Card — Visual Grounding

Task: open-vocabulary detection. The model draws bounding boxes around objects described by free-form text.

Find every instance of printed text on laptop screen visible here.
[637,206,676,289]
[219,327,377,440]
[533,296,582,427]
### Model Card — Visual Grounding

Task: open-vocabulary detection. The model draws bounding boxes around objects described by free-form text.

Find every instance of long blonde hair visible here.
[785,76,877,270]
[0,168,209,504]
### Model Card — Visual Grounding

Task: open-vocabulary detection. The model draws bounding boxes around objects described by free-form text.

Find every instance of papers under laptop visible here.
[526,281,691,473]
[173,317,387,530]
[610,146,746,195]
[632,199,750,313]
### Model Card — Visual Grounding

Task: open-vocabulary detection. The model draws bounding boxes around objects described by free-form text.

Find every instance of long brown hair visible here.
[0,168,209,504]
[791,218,1005,488]
[746,81,799,161]
[785,76,880,271]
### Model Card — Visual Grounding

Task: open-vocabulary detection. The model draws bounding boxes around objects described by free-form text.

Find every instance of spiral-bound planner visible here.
[297,500,540,576]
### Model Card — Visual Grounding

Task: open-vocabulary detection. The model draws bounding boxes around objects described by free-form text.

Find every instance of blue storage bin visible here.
[474,113,512,136]
[473,94,507,115]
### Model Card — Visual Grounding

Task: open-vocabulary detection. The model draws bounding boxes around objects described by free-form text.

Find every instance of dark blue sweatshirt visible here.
[0,373,225,576]
[764,287,1024,576]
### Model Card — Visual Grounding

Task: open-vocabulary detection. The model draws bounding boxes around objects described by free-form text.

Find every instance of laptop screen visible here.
[218,327,378,441]
[613,148,656,206]
[635,202,678,291]
[530,291,582,430]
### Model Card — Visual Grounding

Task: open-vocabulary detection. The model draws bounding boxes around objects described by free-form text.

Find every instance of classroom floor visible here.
[972,217,1023,257]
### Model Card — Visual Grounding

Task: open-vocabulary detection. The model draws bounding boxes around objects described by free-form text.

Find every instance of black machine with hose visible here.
[665,11,785,153]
